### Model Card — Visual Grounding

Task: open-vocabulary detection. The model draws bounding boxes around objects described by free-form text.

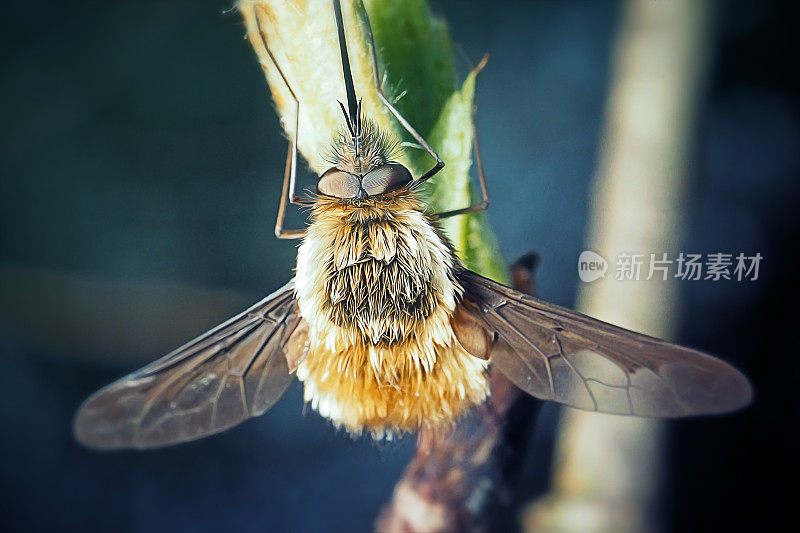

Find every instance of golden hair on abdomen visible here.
[294,193,489,437]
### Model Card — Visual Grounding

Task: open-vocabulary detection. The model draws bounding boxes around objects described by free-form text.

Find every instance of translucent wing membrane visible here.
[73,281,305,450]
[457,271,752,417]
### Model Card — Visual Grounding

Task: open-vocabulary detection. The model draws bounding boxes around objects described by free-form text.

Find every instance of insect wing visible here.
[74,280,306,449]
[457,271,752,417]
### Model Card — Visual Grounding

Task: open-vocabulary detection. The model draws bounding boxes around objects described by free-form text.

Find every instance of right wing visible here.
[456,270,752,417]
[74,280,307,450]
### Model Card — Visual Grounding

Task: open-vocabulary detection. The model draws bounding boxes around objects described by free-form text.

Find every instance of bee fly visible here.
[74,0,752,449]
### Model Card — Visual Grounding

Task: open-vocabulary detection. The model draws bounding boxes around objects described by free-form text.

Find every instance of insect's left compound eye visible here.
[362,164,413,196]
[317,168,362,198]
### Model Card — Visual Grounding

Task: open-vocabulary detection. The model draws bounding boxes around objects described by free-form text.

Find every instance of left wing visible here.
[74,280,306,450]
[454,270,752,417]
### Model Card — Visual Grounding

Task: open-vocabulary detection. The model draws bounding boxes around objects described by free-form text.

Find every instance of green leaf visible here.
[424,70,508,283]
[364,0,456,139]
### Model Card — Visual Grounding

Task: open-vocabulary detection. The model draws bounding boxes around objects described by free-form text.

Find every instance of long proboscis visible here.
[332,0,360,137]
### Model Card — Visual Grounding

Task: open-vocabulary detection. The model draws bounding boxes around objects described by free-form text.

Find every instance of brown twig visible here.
[376,253,541,533]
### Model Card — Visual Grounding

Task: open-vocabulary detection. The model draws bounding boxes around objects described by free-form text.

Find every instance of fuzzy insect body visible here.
[295,193,488,436]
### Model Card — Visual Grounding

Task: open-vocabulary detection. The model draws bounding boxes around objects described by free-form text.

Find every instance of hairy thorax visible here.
[294,193,489,437]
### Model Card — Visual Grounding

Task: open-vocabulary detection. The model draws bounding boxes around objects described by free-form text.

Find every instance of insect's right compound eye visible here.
[361,164,413,196]
[317,168,362,198]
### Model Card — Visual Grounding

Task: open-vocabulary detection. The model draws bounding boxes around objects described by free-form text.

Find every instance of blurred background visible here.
[1,0,797,531]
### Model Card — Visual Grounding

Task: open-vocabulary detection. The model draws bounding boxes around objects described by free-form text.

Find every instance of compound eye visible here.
[317,168,361,198]
[362,164,413,196]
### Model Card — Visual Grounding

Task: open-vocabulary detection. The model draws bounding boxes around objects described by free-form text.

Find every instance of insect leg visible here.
[253,9,311,240]
[357,0,444,187]
[434,119,490,219]
[275,141,307,239]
